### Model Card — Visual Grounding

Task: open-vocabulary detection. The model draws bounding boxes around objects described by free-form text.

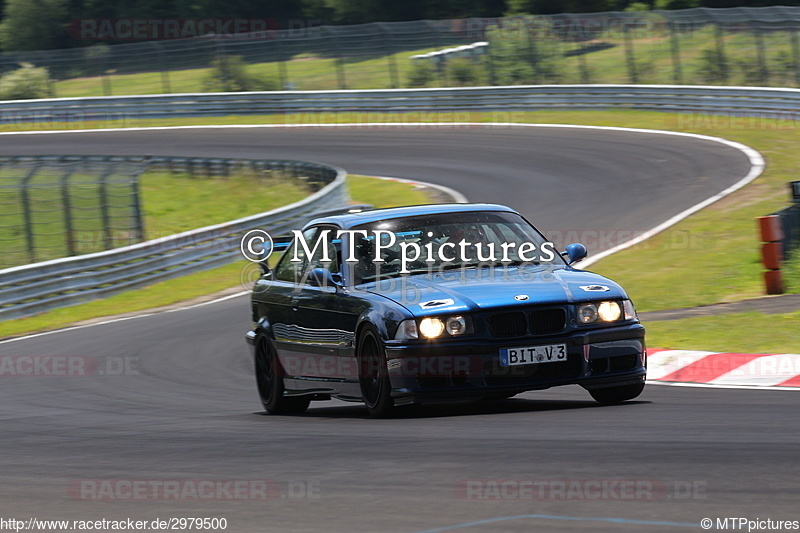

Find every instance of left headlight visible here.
[394,316,471,340]
[577,301,631,324]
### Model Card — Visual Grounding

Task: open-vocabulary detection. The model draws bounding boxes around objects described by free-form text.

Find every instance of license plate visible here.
[499,344,567,367]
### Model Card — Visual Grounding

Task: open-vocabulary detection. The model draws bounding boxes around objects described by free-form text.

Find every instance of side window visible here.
[274,228,317,283]
[307,226,341,274]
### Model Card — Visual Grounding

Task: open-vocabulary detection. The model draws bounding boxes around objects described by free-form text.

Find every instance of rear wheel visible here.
[255,333,309,415]
[588,382,645,405]
[358,326,395,418]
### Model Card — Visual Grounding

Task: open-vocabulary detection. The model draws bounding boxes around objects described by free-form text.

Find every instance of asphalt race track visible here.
[2,125,795,532]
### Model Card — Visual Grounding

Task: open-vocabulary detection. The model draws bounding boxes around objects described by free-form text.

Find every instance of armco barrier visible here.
[0,157,348,320]
[3,85,800,122]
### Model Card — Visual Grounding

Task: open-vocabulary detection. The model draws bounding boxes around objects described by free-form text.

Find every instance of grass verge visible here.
[0,175,433,339]
[645,311,800,353]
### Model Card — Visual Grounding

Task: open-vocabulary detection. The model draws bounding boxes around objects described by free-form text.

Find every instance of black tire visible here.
[357,325,395,418]
[588,382,645,405]
[255,333,310,415]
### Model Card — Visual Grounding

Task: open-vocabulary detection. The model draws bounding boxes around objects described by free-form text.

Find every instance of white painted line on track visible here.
[0,291,249,345]
[646,380,800,391]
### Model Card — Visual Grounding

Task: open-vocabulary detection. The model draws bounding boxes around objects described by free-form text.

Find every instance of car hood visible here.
[360,266,628,317]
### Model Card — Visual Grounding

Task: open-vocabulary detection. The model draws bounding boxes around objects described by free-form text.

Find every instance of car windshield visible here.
[349,211,565,284]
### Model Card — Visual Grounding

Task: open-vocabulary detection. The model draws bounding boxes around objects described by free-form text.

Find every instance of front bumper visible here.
[383,323,646,404]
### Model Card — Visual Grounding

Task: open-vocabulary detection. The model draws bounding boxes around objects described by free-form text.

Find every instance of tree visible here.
[0,0,68,51]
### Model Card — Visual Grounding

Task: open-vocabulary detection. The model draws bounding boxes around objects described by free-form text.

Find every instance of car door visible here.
[277,225,355,388]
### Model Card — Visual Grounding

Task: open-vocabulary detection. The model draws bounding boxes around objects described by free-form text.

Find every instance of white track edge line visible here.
[646,380,799,391]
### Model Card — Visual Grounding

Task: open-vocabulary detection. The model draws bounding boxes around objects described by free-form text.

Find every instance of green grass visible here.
[53,47,442,97]
[0,169,312,269]
[0,174,433,339]
[140,171,310,238]
[645,311,800,353]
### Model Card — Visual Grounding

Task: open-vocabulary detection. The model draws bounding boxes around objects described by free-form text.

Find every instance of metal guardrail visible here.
[0,157,348,320]
[2,85,800,122]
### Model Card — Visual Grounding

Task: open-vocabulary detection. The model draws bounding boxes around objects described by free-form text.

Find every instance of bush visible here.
[445,57,486,87]
[486,17,564,85]
[407,60,436,87]
[0,63,54,100]
[202,55,279,92]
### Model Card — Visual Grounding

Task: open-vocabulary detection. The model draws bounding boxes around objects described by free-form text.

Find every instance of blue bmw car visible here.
[246,203,646,417]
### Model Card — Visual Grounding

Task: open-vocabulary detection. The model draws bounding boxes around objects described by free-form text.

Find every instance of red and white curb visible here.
[647,349,800,389]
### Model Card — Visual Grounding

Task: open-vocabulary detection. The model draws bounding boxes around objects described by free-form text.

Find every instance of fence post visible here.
[379,23,399,89]
[715,23,728,84]
[791,28,800,87]
[326,27,347,90]
[20,165,40,263]
[526,18,539,84]
[101,51,112,96]
[275,32,289,90]
[131,168,146,244]
[753,25,768,86]
[98,169,114,250]
[60,167,77,257]
[757,215,784,295]
[623,19,638,84]
[669,21,683,85]
[155,41,172,94]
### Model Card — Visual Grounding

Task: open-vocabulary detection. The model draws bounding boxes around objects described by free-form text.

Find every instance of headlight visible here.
[578,303,599,324]
[445,315,467,336]
[597,301,621,322]
[394,319,418,340]
[419,317,445,338]
[577,301,626,324]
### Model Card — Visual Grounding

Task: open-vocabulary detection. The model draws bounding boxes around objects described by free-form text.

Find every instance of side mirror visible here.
[307,267,341,290]
[258,261,271,276]
[563,243,588,265]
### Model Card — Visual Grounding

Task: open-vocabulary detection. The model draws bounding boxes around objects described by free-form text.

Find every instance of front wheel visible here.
[588,382,645,405]
[255,333,309,415]
[358,326,395,418]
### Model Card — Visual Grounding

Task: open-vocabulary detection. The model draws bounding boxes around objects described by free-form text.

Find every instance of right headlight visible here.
[577,301,632,324]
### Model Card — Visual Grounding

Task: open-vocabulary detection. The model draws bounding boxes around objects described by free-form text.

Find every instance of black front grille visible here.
[489,311,527,337]
[530,308,566,335]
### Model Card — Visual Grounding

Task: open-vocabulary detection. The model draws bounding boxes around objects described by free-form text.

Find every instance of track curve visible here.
[1,125,793,533]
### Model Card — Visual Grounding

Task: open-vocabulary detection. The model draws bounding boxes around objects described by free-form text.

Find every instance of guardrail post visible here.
[757,215,784,295]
